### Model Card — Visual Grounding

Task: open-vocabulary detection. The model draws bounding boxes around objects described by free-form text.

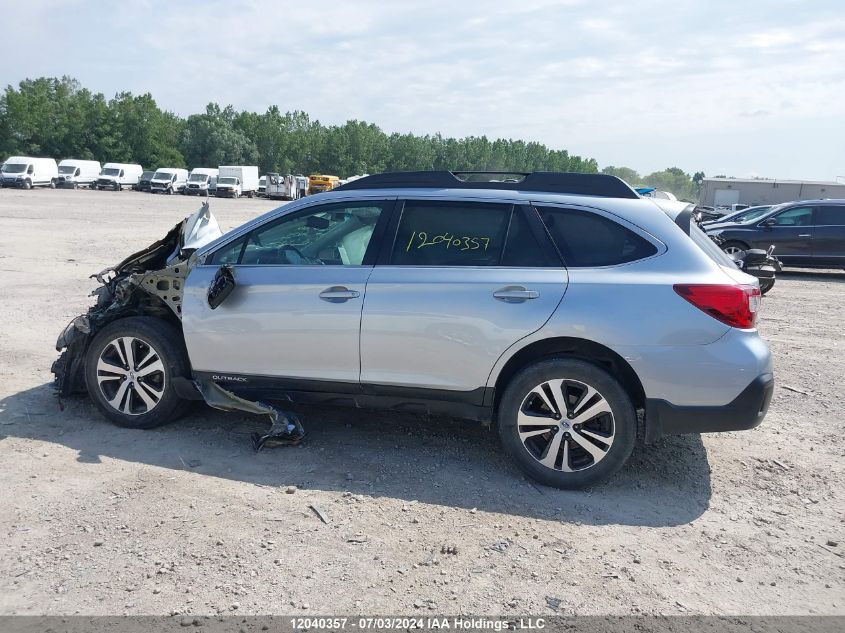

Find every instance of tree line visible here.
[0,76,704,199]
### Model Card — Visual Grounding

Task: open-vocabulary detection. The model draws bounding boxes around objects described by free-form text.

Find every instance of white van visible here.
[0,156,59,189]
[55,159,101,188]
[216,166,260,198]
[150,168,189,195]
[183,168,219,196]
[93,163,144,191]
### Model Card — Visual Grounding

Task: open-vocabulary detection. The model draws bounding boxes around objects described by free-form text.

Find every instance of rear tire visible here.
[497,358,637,489]
[84,317,192,429]
[760,278,775,294]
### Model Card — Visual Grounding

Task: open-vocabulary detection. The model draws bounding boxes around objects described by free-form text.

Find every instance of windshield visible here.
[153,171,174,181]
[2,163,27,174]
[733,206,772,223]
[102,168,120,176]
[141,171,155,179]
[218,177,237,185]
[189,173,208,182]
[58,165,77,174]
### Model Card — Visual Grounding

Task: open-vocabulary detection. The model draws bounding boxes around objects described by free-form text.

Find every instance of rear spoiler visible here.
[674,204,697,235]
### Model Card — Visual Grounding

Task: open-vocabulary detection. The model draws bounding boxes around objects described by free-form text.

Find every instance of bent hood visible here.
[103,203,222,277]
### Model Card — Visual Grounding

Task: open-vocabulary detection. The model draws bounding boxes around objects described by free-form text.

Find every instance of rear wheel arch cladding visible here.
[492,337,647,420]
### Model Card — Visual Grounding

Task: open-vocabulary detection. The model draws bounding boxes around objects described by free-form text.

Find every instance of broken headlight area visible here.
[52,203,222,397]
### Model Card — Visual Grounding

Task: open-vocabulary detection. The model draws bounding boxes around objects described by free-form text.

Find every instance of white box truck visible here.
[216,166,259,198]
[0,156,59,189]
[184,167,219,196]
[55,159,101,188]
[93,163,144,191]
[150,168,189,194]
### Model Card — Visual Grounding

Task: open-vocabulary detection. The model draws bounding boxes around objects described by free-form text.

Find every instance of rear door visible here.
[812,204,845,267]
[359,199,567,401]
[753,205,815,264]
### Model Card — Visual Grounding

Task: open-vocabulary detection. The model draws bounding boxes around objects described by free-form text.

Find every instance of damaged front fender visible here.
[52,203,222,396]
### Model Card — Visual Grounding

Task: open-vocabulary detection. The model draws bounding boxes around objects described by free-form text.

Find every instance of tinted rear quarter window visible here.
[536,206,657,267]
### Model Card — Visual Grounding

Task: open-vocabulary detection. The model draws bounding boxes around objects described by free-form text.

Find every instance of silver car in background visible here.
[53,171,773,489]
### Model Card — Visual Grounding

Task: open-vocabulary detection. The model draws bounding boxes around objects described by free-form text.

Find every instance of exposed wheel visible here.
[84,317,192,429]
[73,182,78,189]
[759,278,775,294]
[234,191,240,199]
[49,181,56,189]
[167,187,174,195]
[497,358,637,489]
[91,184,98,190]
[23,179,32,190]
[721,241,748,256]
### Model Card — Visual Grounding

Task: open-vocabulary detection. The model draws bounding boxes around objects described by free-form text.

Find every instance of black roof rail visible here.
[334,170,639,199]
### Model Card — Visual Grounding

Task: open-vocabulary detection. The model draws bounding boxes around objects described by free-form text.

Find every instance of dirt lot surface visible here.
[0,189,843,616]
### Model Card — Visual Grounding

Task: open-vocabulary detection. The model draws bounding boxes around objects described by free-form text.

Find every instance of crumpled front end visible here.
[52,203,222,396]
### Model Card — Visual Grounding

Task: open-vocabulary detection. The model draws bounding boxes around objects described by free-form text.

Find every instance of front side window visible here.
[769,206,813,226]
[536,206,658,267]
[815,205,845,226]
[213,201,389,266]
[390,201,511,266]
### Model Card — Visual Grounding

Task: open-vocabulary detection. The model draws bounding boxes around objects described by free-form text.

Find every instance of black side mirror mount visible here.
[761,218,776,228]
[207,265,236,309]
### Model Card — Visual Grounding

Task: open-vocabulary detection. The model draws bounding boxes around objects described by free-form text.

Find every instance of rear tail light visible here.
[673,284,761,329]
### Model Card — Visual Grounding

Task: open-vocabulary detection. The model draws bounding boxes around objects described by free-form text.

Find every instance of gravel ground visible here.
[0,188,842,616]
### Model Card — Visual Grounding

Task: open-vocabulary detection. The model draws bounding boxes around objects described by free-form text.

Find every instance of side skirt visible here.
[192,372,494,423]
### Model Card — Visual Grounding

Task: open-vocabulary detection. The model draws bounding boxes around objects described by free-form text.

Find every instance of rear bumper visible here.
[644,372,774,442]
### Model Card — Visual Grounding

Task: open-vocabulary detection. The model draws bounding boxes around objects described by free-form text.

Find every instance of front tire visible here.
[84,317,192,429]
[497,358,637,489]
[759,278,775,294]
[23,179,32,190]
[721,241,749,256]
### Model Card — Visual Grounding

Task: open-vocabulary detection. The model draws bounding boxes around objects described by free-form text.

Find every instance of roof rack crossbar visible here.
[333,171,639,199]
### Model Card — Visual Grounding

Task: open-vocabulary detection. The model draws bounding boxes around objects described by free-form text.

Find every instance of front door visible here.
[754,205,815,264]
[360,200,567,401]
[182,199,393,384]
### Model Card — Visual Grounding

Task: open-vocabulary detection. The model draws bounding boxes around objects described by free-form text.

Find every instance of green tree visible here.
[602,166,641,185]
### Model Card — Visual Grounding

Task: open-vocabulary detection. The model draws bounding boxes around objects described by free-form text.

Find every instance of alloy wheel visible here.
[96,336,166,415]
[517,379,615,472]
[723,245,743,255]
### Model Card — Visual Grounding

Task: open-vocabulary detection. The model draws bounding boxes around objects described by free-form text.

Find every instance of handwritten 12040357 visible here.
[405,231,491,252]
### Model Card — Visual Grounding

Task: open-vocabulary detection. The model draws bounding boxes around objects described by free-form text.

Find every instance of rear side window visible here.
[815,205,845,226]
[535,206,657,267]
[390,201,511,266]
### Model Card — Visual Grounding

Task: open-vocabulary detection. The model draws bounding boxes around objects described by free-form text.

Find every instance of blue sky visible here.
[2,0,844,181]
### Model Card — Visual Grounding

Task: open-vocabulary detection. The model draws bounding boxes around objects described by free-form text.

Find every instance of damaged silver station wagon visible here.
[53,171,774,489]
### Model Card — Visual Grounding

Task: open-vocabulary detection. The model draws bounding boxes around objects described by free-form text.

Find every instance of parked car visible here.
[92,163,143,191]
[55,159,101,189]
[701,205,771,227]
[52,171,773,489]
[134,171,156,192]
[150,168,189,195]
[0,156,59,189]
[704,199,845,269]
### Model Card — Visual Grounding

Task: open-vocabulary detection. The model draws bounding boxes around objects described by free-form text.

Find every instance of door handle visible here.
[319,286,360,302]
[493,286,539,303]
[798,234,811,238]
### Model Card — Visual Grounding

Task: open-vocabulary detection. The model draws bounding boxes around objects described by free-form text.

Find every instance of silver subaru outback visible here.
[53,171,773,489]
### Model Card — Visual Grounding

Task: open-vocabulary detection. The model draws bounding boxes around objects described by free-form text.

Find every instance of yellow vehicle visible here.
[308,174,340,194]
